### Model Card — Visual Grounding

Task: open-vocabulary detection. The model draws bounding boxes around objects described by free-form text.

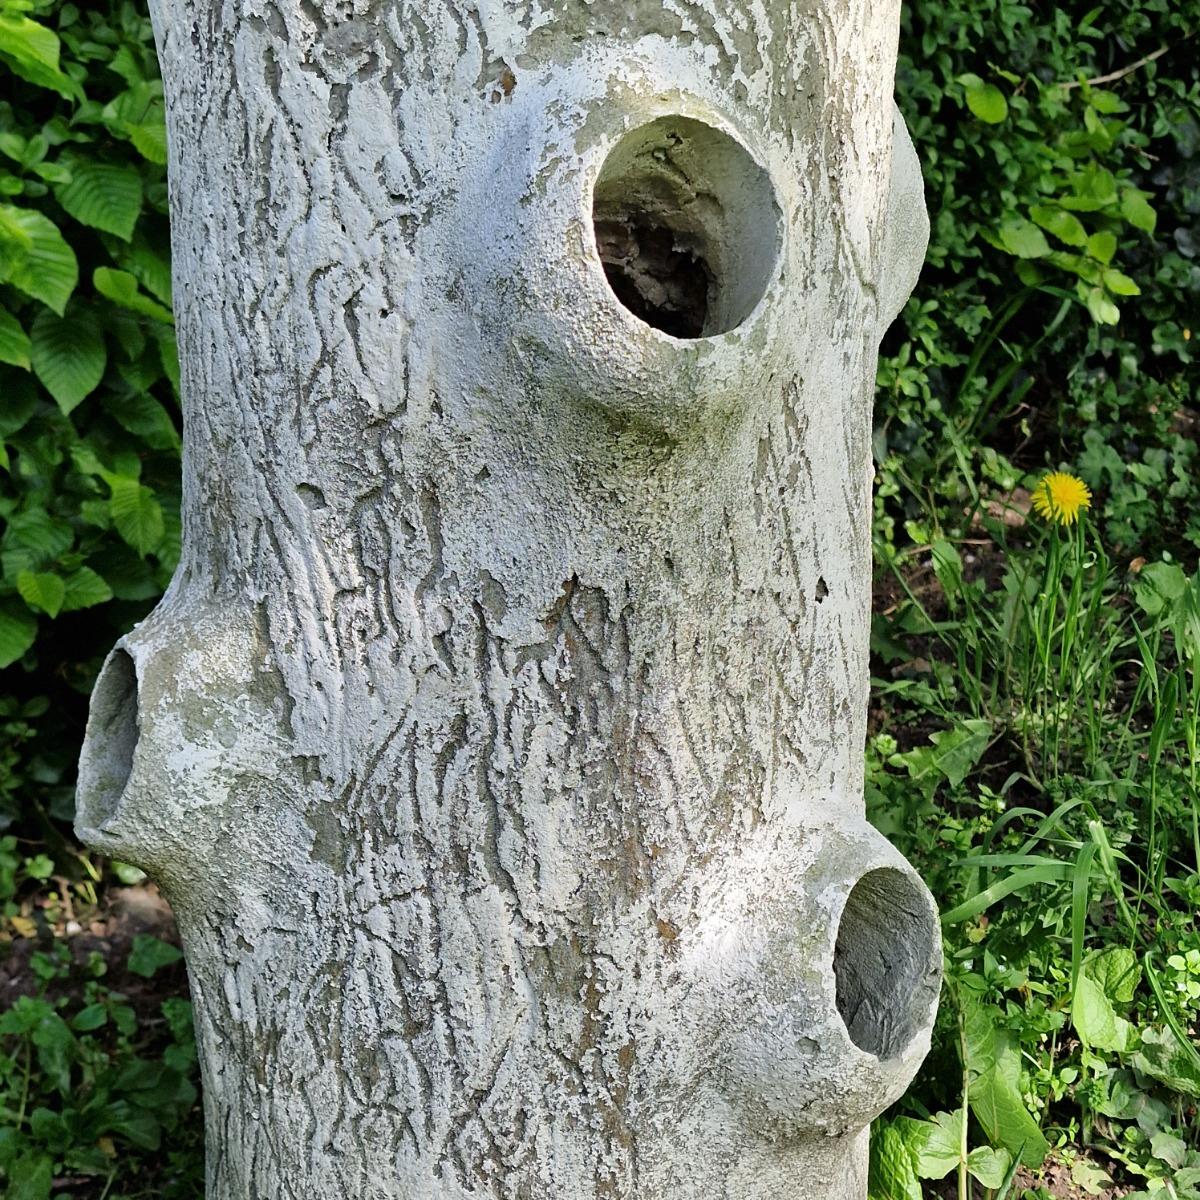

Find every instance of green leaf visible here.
[1030,205,1088,248]
[31,1010,75,1094]
[127,934,183,978]
[0,305,30,368]
[960,74,1008,124]
[913,1110,964,1180]
[93,266,173,323]
[868,1122,923,1200]
[998,218,1050,259]
[1132,1027,1200,1098]
[1086,231,1117,264]
[1083,286,1119,325]
[61,566,114,612]
[105,390,181,451]
[1103,268,1140,297]
[0,14,80,100]
[30,308,106,413]
[1072,973,1130,1051]
[71,1003,108,1032]
[1120,188,1156,233]
[127,121,169,164]
[1088,947,1141,1005]
[1132,561,1188,616]
[966,1146,1013,1189]
[0,204,78,314]
[6,1151,53,1200]
[56,161,144,241]
[0,597,37,668]
[109,478,165,556]
[16,569,65,618]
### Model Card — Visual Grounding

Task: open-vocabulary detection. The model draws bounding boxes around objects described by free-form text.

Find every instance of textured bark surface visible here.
[76,1,941,1196]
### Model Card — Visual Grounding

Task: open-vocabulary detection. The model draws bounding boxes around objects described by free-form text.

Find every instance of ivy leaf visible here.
[959,74,1008,124]
[0,204,78,314]
[56,162,144,241]
[94,267,173,323]
[61,566,114,612]
[109,478,165,556]
[0,597,37,668]
[16,570,65,618]
[998,218,1050,259]
[127,934,183,978]
[0,305,30,368]
[30,308,107,413]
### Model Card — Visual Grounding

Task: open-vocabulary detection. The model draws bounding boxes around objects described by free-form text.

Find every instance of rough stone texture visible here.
[75,1,941,1196]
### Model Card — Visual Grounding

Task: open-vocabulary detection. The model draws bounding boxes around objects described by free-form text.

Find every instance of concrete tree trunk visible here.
[76,1,940,1196]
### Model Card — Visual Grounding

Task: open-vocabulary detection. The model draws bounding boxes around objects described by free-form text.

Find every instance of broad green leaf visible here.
[0,305,30,368]
[56,162,144,241]
[1071,973,1130,1051]
[122,238,174,305]
[16,569,65,618]
[31,1009,75,1094]
[1132,562,1188,616]
[966,1146,1012,1189]
[0,597,36,667]
[961,995,1049,1166]
[7,1151,53,1200]
[104,83,169,165]
[913,1110,963,1180]
[1030,205,1087,248]
[1088,947,1141,1004]
[105,390,181,451]
[0,14,79,100]
[30,308,106,413]
[1086,230,1117,264]
[959,74,1008,123]
[868,1122,923,1200]
[998,218,1050,259]
[94,266,173,322]
[71,1003,108,1032]
[1132,1027,1200,1098]
[2,508,74,570]
[0,204,78,314]
[970,1065,1049,1166]
[61,566,114,612]
[1120,188,1156,233]
[127,121,169,164]
[109,479,165,556]
[127,934,183,977]
[1103,268,1140,297]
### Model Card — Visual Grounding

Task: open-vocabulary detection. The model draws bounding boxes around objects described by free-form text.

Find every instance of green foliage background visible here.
[0,0,1197,1195]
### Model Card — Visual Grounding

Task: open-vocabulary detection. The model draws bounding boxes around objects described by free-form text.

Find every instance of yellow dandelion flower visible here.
[1031,472,1092,526]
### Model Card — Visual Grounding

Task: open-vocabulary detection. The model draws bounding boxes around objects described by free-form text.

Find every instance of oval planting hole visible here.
[77,647,140,826]
[592,116,780,339]
[833,867,940,1060]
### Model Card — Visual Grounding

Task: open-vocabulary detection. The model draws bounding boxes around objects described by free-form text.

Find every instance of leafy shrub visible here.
[0,0,180,839]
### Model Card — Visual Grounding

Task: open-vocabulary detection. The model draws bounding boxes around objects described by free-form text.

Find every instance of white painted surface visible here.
[77,2,938,1195]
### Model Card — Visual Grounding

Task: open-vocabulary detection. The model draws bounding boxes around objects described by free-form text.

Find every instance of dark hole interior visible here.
[594,216,711,339]
[833,867,939,1060]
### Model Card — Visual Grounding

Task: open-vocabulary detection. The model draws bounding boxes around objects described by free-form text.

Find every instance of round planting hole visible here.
[592,115,780,339]
[77,647,140,826]
[833,867,939,1060]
